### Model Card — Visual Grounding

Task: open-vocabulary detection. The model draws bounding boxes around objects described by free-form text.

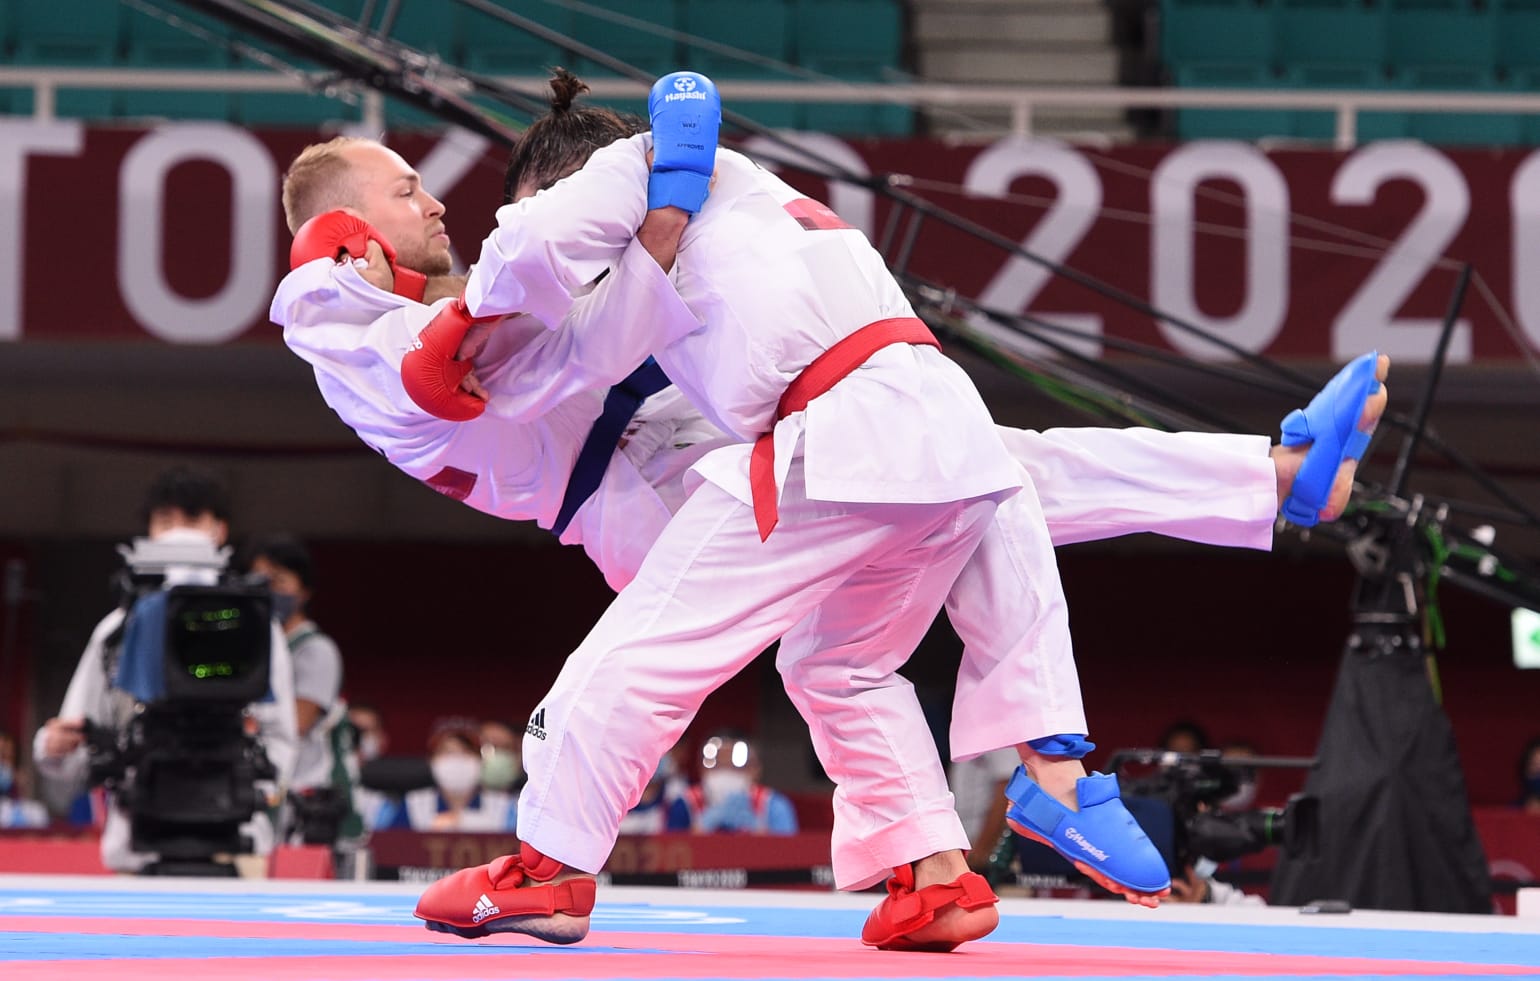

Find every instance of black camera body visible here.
[1111,749,1320,875]
[88,537,277,875]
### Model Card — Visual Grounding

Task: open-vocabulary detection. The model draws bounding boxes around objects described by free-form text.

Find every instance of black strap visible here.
[551,358,672,538]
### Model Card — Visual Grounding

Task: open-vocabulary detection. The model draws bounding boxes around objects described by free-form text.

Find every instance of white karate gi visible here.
[276,147,1279,886]
[273,239,719,591]
[464,136,1103,886]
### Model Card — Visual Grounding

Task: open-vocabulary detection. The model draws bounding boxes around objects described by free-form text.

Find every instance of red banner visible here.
[6,119,1538,362]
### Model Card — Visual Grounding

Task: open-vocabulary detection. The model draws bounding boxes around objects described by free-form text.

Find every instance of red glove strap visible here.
[393,267,427,302]
[401,297,487,422]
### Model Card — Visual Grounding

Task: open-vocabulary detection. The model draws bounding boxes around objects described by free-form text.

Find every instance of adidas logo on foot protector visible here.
[471,893,501,924]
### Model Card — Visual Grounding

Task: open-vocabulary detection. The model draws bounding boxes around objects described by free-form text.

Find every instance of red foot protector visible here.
[860,863,998,952]
[413,842,596,940]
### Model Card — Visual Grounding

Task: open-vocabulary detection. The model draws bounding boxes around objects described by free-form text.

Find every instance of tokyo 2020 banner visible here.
[5,119,1538,363]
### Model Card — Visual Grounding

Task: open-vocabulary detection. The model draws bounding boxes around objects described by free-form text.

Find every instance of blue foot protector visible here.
[647,71,722,213]
[1279,350,1381,528]
[1005,767,1171,897]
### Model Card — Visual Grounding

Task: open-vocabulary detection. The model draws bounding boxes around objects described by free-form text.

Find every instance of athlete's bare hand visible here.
[454,320,497,364]
[458,367,489,401]
[355,239,395,293]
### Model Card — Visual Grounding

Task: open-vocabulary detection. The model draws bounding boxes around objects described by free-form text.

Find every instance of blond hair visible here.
[280,136,372,234]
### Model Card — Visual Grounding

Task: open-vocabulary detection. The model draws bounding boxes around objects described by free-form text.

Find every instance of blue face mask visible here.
[0,764,13,795]
[271,592,300,623]
[1525,775,1540,799]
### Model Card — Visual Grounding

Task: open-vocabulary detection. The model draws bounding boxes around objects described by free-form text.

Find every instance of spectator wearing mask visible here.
[478,719,524,795]
[379,718,517,832]
[31,466,298,871]
[669,731,798,834]
[246,534,354,844]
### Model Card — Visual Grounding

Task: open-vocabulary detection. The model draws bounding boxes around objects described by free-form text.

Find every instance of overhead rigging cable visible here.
[177,0,1540,533]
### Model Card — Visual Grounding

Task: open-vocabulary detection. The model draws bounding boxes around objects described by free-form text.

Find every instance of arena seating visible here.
[0,0,910,135]
[1161,0,1540,144]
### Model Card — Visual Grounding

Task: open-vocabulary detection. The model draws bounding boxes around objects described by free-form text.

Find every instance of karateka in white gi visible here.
[272,71,1387,950]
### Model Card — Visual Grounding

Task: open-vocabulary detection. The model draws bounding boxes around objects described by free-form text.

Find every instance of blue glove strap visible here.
[648,169,711,213]
[1027,733,1096,759]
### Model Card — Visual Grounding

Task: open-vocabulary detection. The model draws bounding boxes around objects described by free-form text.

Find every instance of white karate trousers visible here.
[517,457,1007,877]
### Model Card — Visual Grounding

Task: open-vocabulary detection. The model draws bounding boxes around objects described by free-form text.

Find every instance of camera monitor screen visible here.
[1513,606,1540,669]
[162,586,272,703]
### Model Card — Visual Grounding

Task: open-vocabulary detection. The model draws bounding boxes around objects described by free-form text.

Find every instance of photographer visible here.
[32,466,298,873]
[244,534,358,846]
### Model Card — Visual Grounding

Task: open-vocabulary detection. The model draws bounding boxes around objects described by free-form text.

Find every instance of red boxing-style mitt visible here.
[401,296,494,422]
[289,210,427,302]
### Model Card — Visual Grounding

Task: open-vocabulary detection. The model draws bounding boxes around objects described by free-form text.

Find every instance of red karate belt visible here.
[748,316,940,541]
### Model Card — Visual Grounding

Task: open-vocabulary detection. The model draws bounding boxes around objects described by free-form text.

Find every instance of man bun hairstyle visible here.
[503,68,645,205]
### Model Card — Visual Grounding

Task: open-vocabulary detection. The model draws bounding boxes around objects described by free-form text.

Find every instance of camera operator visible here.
[244,534,358,847]
[32,466,298,872]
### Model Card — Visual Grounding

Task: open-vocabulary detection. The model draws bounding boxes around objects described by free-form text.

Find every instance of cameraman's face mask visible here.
[148,507,227,546]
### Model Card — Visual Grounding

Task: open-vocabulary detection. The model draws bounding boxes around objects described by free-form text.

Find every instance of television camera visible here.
[1108,748,1320,875]
[85,535,277,876]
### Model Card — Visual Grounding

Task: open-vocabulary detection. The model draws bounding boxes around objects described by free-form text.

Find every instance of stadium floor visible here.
[2,874,1538,980]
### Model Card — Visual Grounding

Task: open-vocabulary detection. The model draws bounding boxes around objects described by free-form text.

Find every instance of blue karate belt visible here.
[551,358,672,538]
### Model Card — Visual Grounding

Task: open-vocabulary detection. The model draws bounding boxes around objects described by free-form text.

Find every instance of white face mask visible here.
[701,769,753,807]
[431,754,482,797]
[150,527,215,545]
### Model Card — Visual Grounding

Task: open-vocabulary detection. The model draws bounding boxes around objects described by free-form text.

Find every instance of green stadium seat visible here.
[1281,64,1404,140]
[794,0,903,65]
[381,0,459,61]
[119,91,235,123]
[1397,67,1524,144]
[1172,62,1294,140]
[1512,69,1540,141]
[681,0,791,76]
[11,0,121,65]
[680,0,796,127]
[236,91,356,129]
[1160,0,1275,71]
[798,60,912,135]
[383,94,455,131]
[1275,0,1386,70]
[1496,0,1540,71]
[0,89,31,117]
[459,3,573,75]
[122,4,232,68]
[1385,0,1497,70]
[570,0,681,78]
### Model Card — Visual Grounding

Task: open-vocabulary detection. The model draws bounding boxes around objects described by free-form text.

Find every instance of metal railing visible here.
[5,67,1540,147]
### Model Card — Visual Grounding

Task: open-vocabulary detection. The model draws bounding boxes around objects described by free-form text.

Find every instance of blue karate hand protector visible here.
[647,71,721,213]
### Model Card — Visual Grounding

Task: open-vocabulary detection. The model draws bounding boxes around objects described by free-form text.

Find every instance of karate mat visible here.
[2,874,1538,980]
